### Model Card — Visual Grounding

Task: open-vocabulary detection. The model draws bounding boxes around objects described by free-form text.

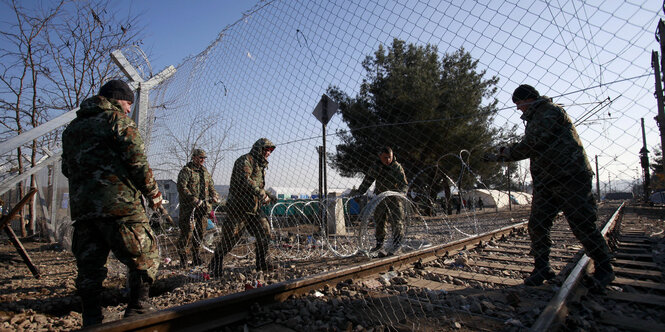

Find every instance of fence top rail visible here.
[0,110,77,157]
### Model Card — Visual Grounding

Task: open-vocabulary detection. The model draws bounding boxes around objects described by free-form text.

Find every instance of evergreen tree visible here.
[328,39,509,196]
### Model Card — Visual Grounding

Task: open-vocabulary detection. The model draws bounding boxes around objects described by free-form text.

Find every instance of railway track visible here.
[558,206,665,332]
[85,203,665,331]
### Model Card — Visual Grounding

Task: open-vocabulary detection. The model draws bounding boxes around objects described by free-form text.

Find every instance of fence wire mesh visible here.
[1,0,665,330]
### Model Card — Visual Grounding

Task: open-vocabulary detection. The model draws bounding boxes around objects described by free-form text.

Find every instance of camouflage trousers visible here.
[212,211,271,267]
[374,196,405,243]
[72,218,159,296]
[177,207,207,259]
[529,174,611,263]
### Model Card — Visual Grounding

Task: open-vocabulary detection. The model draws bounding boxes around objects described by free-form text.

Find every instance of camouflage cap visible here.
[192,148,206,158]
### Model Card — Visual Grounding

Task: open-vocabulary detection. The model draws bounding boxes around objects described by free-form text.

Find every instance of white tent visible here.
[511,192,532,205]
[465,189,511,209]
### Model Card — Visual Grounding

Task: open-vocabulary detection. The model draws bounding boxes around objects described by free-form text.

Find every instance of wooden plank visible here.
[497,243,580,253]
[613,266,663,279]
[616,247,650,254]
[614,252,653,261]
[613,259,659,269]
[470,260,549,273]
[616,242,652,248]
[406,277,467,291]
[619,236,649,243]
[613,277,665,291]
[470,254,568,266]
[604,291,665,307]
[428,267,523,286]
[599,312,665,332]
[480,247,574,259]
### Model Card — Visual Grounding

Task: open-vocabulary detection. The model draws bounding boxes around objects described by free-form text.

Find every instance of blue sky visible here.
[124,1,258,71]
[1,0,661,193]
[138,0,662,194]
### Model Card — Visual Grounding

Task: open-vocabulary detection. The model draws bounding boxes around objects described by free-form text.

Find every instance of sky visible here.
[138,0,662,196]
[1,0,661,195]
[123,1,258,73]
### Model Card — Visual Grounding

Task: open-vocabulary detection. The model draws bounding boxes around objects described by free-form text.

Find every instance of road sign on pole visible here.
[312,94,339,125]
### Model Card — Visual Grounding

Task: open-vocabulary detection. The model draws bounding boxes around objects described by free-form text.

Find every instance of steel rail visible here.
[86,220,528,331]
[530,202,625,331]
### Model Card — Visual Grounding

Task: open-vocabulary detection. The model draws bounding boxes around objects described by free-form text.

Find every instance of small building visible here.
[603,192,634,201]
[267,187,313,200]
[156,179,178,217]
[214,185,230,201]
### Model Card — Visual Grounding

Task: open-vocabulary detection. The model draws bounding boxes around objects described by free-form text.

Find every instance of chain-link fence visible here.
[1,0,664,330]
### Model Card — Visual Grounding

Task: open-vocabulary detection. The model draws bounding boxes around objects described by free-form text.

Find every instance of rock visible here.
[391,277,408,285]
[506,291,520,307]
[32,315,48,325]
[584,299,606,314]
[452,278,465,286]
[285,316,302,328]
[393,285,408,293]
[469,300,483,313]
[480,300,496,311]
[9,315,23,325]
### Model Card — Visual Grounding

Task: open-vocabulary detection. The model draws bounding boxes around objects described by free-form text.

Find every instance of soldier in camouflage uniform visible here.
[484,84,614,290]
[209,138,277,276]
[177,149,220,267]
[353,146,409,252]
[61,80,162,326]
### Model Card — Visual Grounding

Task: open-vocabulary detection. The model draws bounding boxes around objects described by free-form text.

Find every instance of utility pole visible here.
[595,155,601,200]
[312,94,338,232]
[506,167,512,211]
[640,118,651,202]
[652,50,665,173]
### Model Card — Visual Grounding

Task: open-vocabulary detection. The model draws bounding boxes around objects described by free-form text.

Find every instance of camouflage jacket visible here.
[177,161,219,215]
[227,138,275,215]
[61,95,159,223]
[357,159,408,195]
[505,97,593,186]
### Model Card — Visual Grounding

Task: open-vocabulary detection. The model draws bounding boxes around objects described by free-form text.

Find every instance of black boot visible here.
[191,252,202,266]
[524,256,556,286]
[257,261,277,272]
[256,250,277,272]
[178,252,188,268]
[590,260,615,292]
[370,239,384,252]
[208,253,224,278]
[124,273,155,318]
[255,236,275,272]
[81,293,103,327]
[392,234,403,250]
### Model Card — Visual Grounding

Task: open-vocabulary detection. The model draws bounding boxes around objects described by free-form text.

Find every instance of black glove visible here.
[482,153,499,162]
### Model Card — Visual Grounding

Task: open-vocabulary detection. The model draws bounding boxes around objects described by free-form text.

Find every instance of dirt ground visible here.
[0,207,536,331]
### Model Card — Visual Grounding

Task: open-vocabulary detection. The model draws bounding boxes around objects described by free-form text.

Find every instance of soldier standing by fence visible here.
[61,80,162,326]
[209,138,277,276]
[483,84,614,291]
[352,146,409,253]
[176,149,220,267]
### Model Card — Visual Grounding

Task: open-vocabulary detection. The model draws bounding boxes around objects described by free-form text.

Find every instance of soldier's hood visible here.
[520,96,552,121]
[250,138,276,165]
[77,95,124,117]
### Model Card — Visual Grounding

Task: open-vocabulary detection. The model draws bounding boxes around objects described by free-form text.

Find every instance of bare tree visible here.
[153,111,234,181]
[43,0,144,111]
[0,0,63,236]
[0,0,145,238]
